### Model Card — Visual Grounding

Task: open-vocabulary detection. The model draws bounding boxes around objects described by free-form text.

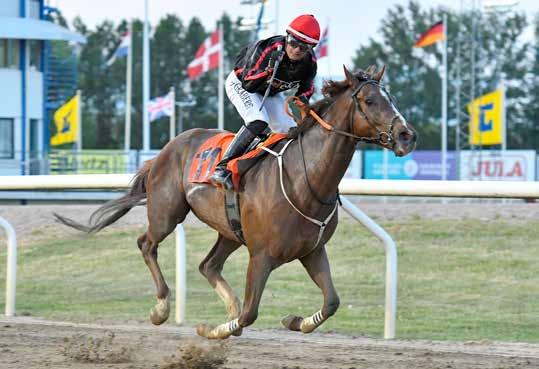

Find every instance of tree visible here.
[74,18,126,149]
[523,12,539,149]
[351,1,534,150]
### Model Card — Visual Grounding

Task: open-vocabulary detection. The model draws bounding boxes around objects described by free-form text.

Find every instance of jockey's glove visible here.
[296,95,309,106]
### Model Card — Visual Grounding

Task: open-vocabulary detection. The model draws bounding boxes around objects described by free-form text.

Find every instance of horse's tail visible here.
[54,159,154,234]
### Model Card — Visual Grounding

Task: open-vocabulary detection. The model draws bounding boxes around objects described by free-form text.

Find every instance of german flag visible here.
[414,21,445,48]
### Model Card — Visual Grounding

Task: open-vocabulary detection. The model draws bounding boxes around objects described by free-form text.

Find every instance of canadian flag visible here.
[187,29,221,80]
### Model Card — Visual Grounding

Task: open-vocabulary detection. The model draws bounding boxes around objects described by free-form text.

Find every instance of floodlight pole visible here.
[142,0,150,151]
[441,13,448,181]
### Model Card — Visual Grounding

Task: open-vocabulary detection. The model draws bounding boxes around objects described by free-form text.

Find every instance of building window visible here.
[0,118,14,159]
[0,39,20,69]
[29,0,41,19]
[29,40,42,71]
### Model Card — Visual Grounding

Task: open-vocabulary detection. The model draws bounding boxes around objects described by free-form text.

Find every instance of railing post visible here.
[0,217,17,317]
[339,196,397,339]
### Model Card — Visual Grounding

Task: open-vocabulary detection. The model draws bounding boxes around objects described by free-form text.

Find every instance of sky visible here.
[49,0,538,78]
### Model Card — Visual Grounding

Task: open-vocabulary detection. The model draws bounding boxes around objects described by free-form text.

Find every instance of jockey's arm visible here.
[241,42,283,93]
[295,56,317,104]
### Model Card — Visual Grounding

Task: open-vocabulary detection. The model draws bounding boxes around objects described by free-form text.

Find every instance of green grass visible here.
[1,217,538,342]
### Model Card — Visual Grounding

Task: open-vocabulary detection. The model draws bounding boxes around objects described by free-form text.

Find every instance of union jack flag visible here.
[148,91,174,122]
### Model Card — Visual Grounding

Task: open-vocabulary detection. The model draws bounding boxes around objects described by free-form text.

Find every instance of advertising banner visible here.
[363,150,457,180]
[459,150,535,181]
[49,150,134,174]
[344,150,362,179]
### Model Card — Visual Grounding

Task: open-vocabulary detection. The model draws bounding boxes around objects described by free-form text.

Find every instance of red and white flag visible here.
[187,29,221,80]
[315,27,328,59]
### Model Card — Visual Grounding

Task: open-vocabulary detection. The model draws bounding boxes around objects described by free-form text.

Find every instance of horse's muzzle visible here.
[393,125,417,157]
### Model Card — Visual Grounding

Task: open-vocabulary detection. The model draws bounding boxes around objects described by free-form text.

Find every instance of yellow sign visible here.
[50,95,79,146]
[468,89,504,146]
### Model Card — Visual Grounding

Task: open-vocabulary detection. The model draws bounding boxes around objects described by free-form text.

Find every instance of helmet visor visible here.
[286,34,313,52]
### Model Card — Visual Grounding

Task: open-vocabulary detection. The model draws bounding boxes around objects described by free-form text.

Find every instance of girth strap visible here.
[261,140,338,250]
[224,189,246,244]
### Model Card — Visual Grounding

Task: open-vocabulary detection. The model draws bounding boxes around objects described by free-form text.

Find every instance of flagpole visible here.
[500,81,506,151]
[124,22,132,152]
[326,21,330,79]
[169,86,176,141]
[76,89,82,172]
[143,0,150,151]
[218,25,224,131]
[76,89,82,152]
[441,13,448,181]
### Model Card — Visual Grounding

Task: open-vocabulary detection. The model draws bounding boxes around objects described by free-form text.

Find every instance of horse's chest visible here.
[245,206,338,262]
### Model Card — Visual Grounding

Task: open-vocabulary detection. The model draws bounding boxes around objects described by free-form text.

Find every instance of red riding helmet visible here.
[286,14,320,45]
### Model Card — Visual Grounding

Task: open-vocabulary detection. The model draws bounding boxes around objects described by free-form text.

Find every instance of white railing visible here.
[0,217,17,317]
[1,175,538,340]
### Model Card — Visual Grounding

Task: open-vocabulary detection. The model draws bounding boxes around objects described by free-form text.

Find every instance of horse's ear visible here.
[373,65,386,82]
[343,65,356,86]
[366,65,376,75]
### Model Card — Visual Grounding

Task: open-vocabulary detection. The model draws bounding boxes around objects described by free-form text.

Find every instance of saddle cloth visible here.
[188,132,287,191]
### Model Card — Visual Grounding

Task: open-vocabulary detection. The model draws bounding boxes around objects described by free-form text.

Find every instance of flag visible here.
[468,89,504,146]
[187,29,221,80]
[414,21,445,48]
[315,27,328,59]
[148,91,174,122]
[106,31,131,66]
[51,95,79,146]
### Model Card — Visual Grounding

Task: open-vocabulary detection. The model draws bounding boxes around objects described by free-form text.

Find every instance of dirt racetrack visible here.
[1,202,539,368]
[1,316,538,369]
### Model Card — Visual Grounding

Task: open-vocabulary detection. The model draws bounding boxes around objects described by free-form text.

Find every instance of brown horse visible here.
[55,65,416,339]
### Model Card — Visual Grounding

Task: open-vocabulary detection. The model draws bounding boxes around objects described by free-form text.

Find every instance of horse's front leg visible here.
[282,245,340,333]
[197,252,275,339]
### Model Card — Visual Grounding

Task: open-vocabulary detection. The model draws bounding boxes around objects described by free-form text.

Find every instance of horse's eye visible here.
[365,98,373,105]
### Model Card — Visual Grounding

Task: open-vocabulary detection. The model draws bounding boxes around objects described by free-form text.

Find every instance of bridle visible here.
[348,79,399,148]
[300,77,401,149]
[262,75,403,254]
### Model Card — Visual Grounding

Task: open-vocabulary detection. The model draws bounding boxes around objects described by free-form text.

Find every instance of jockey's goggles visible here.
[286,34,313,52]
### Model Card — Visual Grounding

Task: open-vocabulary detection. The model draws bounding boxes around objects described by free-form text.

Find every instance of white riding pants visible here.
[225,71,296,133]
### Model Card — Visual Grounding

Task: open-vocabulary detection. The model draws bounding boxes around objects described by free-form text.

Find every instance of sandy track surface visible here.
[1,203,538,368]
[1,317,538,369]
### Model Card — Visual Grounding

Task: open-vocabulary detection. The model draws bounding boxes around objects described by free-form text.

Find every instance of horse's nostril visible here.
[399,131,412,143]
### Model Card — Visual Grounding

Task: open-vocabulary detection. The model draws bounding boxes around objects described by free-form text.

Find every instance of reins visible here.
[260,78,399,255]
[284,79,399,147]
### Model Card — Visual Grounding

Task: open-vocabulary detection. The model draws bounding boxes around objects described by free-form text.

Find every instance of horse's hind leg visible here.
[197,252,275,339]
[282,245,340,333]
[198,234,243,322]
[138,177,191,325]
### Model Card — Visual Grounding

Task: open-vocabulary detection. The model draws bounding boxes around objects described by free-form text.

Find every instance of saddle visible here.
[188,132,287,191]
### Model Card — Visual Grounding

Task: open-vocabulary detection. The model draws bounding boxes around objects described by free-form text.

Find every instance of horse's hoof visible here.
[196,323,213,338]
[196,324,234,340]
[150,294,170,325]
[281,315,303,332]
[150,306,169,325]
[231,327,243,337]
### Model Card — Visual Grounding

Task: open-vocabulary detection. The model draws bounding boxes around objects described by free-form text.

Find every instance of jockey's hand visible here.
[296,95,309,107]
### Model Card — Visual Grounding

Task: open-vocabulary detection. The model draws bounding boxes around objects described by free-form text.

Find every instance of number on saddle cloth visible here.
[188,132,288,189]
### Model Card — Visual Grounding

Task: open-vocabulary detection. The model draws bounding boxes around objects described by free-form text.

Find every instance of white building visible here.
[0,0,84,175]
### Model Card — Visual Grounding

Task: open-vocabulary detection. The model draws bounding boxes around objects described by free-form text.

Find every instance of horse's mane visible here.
[287,69,373,139]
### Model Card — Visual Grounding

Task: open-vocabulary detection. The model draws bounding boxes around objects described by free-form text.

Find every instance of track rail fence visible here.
[1,175,538,339]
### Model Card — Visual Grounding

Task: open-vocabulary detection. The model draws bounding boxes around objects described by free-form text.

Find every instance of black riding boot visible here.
[210,120,268,189]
